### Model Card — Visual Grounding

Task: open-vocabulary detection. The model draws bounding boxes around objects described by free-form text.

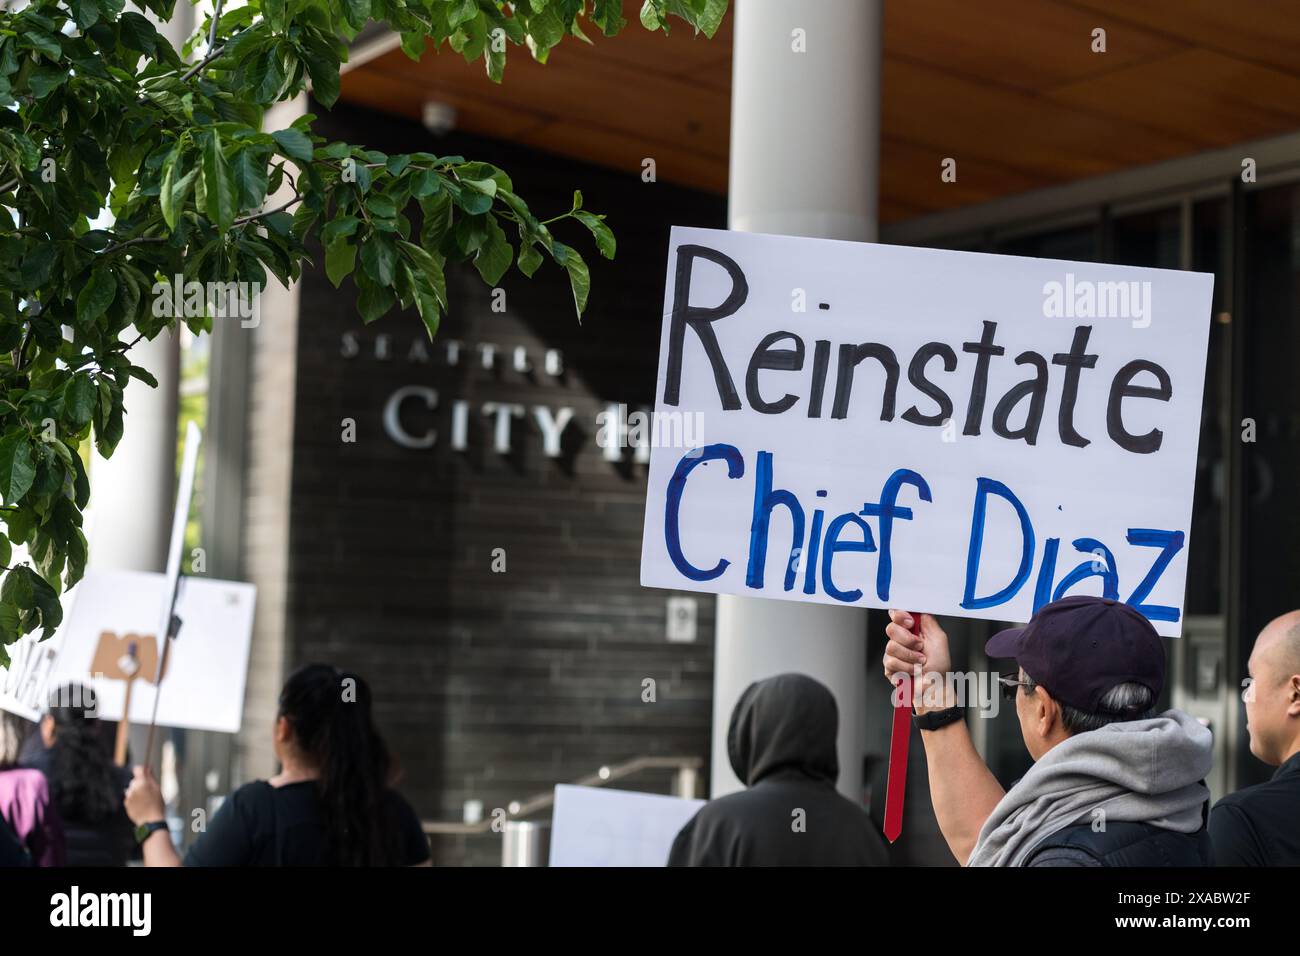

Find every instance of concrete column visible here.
[712,0,882,799]
[86,330,179,572]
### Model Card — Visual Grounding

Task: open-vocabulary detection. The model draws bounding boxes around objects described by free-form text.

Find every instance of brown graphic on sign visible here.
[90,631,167,684]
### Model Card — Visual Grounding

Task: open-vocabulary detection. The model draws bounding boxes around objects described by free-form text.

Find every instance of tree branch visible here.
[180,42,226,81]
[232,191,302,228]
[207,0,225,53]
[100,235,170,256]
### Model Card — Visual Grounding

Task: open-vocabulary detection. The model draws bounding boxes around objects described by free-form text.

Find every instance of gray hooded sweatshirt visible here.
[967,709,1213,867]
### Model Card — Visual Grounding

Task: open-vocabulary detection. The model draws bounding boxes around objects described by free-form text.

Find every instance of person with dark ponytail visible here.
[124,664,431,866]
[23,684,134,866]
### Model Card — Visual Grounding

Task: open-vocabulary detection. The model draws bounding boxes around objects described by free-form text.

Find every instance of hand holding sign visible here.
[123,765,166,826]
[882,610,948,842]
[884,611,951,712]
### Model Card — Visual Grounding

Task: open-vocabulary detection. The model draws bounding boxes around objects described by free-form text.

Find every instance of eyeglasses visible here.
[997,674,1035,701]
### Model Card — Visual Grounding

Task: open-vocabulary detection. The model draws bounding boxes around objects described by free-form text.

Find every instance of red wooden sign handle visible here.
[883,621,920,843]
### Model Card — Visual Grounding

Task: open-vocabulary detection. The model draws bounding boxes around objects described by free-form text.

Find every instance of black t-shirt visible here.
[1209,752,1300,866]
[0,814,30,867]
[183,780,431,867]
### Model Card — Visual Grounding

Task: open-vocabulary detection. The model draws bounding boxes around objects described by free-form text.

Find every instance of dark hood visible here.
[726,673,839,787]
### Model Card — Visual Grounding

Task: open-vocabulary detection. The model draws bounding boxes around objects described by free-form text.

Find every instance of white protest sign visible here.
[640,227,1213,636]
[548,784,704,867]
[0,570,255,733]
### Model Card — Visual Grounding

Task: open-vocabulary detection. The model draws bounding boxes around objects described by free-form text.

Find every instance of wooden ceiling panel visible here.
[1047,48,1300,148]
[1066,0,1300,76]
[355,40,730,162]
[880,136,1053,214]
[338,1,1300,224]
[882,57,1201,181]
[339,58,729,195]
[885,0,1183,92]
[336,67,549,143]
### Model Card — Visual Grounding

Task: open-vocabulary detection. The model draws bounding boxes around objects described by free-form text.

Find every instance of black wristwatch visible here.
[134,820,168,845]
[914,706,965,731]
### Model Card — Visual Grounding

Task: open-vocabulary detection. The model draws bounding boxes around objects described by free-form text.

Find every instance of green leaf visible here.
[94,385,125,458]
[410,168,441,199]
[524,5,566,60]
[364,194,398,220]
[0,432,36,505]
[455,189,493,216]
[230,146,270,213]
[341,0,372,29]
[691,0,728,37]
[20,244,58,289]
[160,145,199,230]
[118,12,159,56]
[398,241,447,311]
[449,0,479,28]
[202,131,237,232]
[27,568,61,638]
[64,528,86,590]
[473,216,513,286]
[556,242,590,317]
[254,46,288,103]
[0,600,20,651]
[69,0,101,29]
[517,242,543,277]
[271,128,313,164]
[592,0,628,35]
[127,365,159,388]
[26,65,65,98]
[301,35,340,108]
[76,268,117,325]
[359,234,397,286]
[321,216,360,244]
[1,566,32,611]
[407,265,442,339]
[420,192,453,249]
[325,237,356,288]
[640,0,662,30]
[355,276,395,323]
[64,374,97,428]
[116,268,142,327]
[70,449,90,510]
[462,177,497,198]
[20,31,62,60]
[263,0,287,31]
[574,210,616,259]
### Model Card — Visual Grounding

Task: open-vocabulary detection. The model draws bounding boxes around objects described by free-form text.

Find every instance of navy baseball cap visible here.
[985,595,1165,713]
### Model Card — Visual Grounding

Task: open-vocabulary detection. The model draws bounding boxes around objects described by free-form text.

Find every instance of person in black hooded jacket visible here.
[667,672,888,866]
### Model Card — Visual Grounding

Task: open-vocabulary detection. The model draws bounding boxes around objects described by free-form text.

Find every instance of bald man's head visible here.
[1255,610,1300,685]
[1245,610,1300,766]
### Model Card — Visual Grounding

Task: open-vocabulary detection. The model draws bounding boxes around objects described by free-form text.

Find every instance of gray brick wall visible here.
[279,102,726,865]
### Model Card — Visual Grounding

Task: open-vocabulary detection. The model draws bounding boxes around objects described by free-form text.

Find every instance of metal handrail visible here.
[422,754,703,835]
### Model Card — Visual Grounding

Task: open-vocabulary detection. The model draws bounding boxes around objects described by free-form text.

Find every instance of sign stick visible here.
[883,620,921,843]
[140,421,202,772]
[112,641,139,767]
